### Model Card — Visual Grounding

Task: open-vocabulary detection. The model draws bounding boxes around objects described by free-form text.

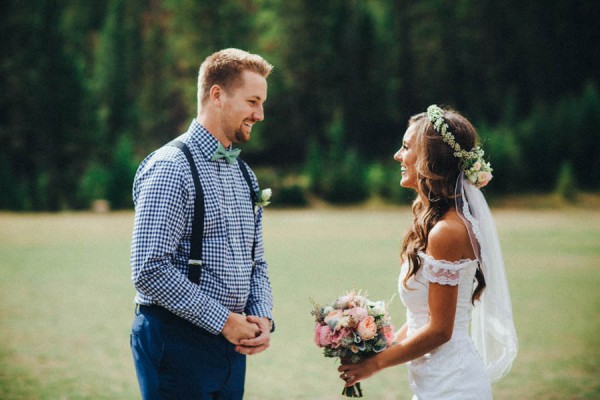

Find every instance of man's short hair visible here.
[197,48,273,106]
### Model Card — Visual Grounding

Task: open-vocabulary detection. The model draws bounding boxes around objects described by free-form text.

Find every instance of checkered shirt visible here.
[130,119,273,335]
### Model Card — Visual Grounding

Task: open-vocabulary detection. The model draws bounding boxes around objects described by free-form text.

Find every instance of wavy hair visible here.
[401,108,486,303]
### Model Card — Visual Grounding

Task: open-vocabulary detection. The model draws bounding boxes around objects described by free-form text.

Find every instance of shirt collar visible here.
[187,119,226,161]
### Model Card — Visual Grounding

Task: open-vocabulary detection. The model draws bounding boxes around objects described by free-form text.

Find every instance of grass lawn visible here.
[0,207,599,399]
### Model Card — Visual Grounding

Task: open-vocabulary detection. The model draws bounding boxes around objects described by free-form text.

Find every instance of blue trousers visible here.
[131,305,246,400]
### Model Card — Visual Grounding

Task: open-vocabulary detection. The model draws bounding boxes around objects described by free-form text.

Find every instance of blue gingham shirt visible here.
[131,119,273,335]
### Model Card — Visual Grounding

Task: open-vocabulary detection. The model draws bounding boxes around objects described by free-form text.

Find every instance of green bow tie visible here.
[210,143,241,164]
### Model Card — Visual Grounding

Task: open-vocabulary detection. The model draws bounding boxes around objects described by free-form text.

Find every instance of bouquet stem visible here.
[342,382,363,397]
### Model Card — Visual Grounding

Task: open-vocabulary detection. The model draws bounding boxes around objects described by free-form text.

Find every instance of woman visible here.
[338,105,518,399]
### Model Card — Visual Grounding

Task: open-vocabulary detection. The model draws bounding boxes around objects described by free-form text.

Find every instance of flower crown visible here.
[426,105,493,188]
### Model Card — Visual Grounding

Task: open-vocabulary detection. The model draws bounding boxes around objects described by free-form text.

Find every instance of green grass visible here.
[1,208,599,399]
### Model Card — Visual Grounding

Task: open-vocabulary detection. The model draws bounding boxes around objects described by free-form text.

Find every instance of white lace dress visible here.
[399,252,492,400]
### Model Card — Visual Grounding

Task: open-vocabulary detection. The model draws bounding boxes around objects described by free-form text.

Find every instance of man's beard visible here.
[234,127,250,143]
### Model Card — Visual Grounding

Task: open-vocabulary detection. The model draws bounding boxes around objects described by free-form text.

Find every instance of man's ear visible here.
[209,84,223,105]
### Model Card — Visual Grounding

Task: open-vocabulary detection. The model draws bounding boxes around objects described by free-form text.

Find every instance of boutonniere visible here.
[255,188,272,207]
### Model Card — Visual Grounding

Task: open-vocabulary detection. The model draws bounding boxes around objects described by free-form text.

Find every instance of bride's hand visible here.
[338,357,379,387]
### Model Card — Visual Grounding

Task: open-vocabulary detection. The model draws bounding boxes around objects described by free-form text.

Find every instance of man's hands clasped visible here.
[221,312,271,355]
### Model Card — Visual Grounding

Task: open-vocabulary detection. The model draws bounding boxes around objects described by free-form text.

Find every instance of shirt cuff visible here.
[197,299,230,335]
[245,304,274,332]
[245,303,272,321]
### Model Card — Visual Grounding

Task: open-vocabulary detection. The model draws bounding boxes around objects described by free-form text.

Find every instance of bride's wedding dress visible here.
[399,252,492,400]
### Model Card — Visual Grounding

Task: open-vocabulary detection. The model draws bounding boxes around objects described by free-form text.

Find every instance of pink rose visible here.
[314,323,333,347]
[357,316,377,340]
[477,171,493,187]
[381,325,395,346]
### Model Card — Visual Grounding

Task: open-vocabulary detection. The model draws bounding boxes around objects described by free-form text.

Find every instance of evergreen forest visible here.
[1,0,599,210]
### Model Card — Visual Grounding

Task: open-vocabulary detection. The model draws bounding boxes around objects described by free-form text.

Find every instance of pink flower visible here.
[357,316,377,340]
[314,324,333,347]
[381,325,395,346]
[335,293,355,309]
[477,171,493,187]
[330,328,351,348]
[344,307,368,327]
[324,309,342,323]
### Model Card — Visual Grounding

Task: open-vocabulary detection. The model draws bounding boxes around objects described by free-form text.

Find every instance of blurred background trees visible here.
[1,0,598,210]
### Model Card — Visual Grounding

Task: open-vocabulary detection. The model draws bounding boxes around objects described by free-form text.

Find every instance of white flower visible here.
[336,292,360,309]
[256,188,272,207]
[427,105,494,188]
[367,300,386,316]
[467,172,478,184]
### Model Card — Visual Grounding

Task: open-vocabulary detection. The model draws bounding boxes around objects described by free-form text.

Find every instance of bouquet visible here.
[311,290,395,397]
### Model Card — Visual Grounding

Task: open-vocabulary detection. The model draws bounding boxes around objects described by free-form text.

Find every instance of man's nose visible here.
[253,106,264,121]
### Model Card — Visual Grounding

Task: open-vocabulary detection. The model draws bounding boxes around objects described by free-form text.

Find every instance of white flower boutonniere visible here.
[256,188,272,207]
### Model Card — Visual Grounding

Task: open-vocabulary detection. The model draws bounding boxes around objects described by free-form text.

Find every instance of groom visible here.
[130,48,275,399]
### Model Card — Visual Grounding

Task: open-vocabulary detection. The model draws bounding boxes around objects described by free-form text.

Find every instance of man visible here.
[130,48,274,399]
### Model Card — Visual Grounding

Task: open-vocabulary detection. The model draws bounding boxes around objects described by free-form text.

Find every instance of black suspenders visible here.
[236,159,258,263]
[169,140,256,284]
[169,140,204,284]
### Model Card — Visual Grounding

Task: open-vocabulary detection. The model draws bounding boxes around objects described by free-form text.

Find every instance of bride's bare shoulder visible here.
[427,210,474,261]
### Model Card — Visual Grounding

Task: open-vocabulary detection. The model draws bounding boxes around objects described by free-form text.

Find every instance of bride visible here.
[338,105,518,399]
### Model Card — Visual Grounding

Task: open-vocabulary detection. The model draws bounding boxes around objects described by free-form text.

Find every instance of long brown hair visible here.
[401,108,486,303]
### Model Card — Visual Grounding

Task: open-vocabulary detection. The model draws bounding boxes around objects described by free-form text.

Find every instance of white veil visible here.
[455,173,518,382]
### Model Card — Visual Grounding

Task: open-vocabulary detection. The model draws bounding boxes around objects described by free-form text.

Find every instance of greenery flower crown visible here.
[426,105,493,188]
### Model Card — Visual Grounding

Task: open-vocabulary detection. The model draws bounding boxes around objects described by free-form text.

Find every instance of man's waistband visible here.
[136,304,215,337]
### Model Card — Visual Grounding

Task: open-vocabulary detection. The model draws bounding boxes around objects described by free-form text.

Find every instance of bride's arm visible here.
[378,282,458,364]
[339,220,465,385]
[394,323,409,343]
[339,283,458,385]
